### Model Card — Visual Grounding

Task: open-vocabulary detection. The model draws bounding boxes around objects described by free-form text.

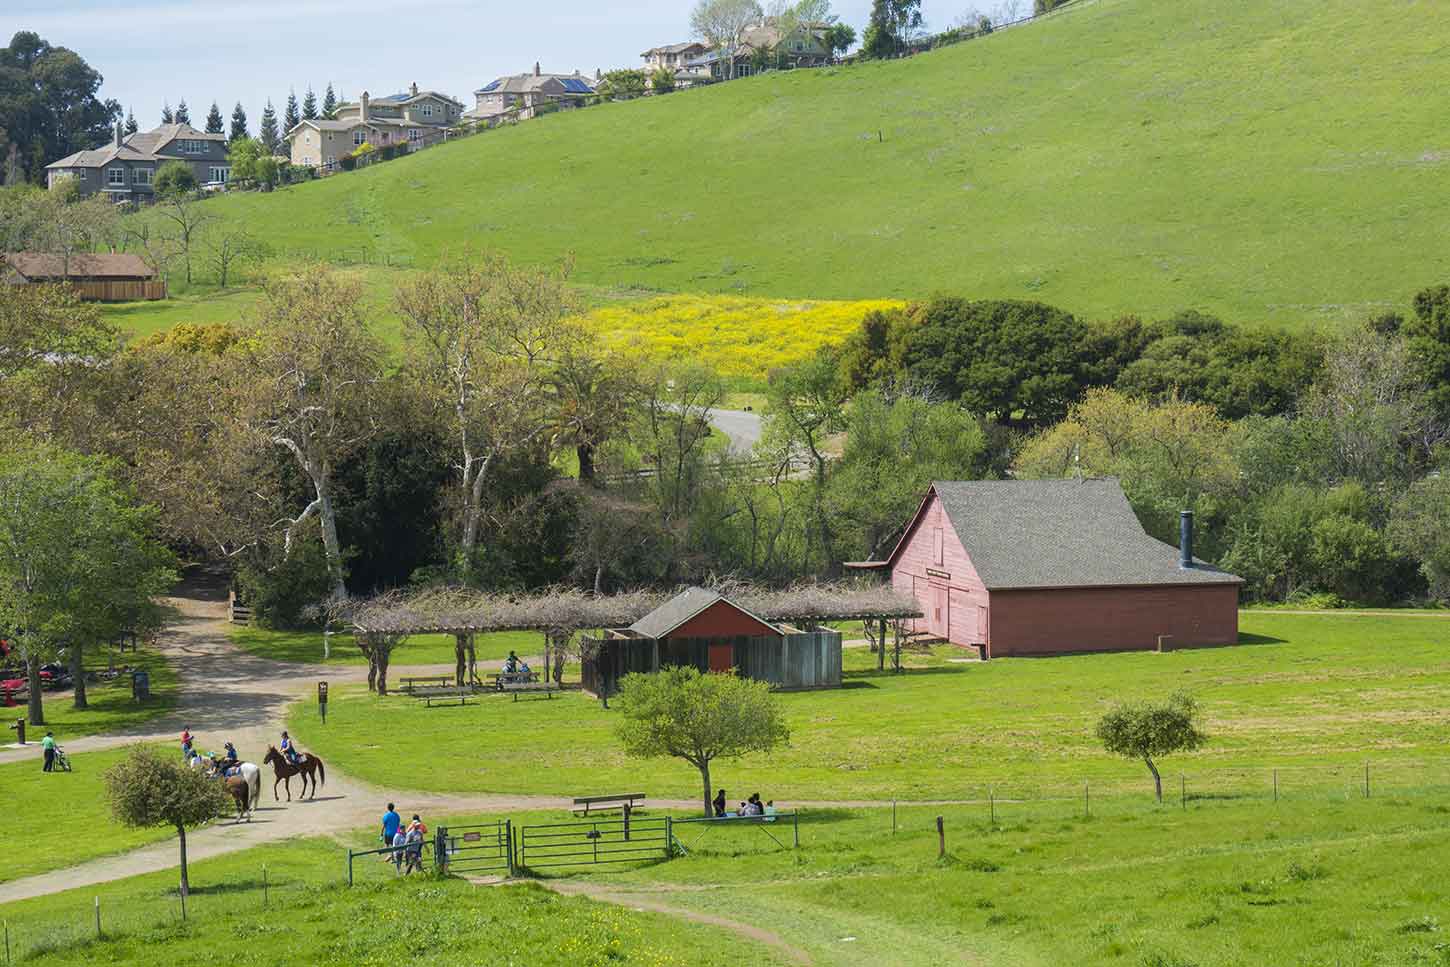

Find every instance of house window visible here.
[325,155,335,170]
[421,103,434,117]
[133,167,153,185]
[380,131,391,143]
[107,167,126,186]
[304,132,313,144]
[208,166,230,184]
[179,139,205,154]
[408,128,422,142]
[353,130,366,146]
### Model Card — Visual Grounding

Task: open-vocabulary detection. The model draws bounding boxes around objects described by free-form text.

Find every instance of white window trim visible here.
[107,167,126,186]
[133,167,154,185]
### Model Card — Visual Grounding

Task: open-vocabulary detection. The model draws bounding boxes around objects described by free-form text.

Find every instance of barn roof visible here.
[4,252,156,280]
[872,478,1241,590]
[629,587,783,639]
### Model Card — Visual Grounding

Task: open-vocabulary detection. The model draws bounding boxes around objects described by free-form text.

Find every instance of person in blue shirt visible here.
[381,803,402,849]
[280,730,300,764]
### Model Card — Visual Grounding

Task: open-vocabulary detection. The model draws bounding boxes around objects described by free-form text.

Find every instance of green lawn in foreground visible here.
[0,836,785,966]
[0,746,176,883]
[230,625,557,667]
[27,646,178,739]
[109,0,1450,330]
[291,613,1450,802]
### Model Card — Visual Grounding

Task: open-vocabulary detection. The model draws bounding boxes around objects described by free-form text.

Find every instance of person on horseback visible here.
[280,730,301,765]
[221,741,239,770]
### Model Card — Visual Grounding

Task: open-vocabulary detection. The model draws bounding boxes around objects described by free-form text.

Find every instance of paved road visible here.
[708,408,763,455]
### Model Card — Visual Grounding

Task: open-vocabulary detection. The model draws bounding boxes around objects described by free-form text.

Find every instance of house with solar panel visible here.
[463,64,596,124]
[286,83,463,171]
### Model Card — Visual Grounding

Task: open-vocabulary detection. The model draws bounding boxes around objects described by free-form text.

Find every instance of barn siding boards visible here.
[891,491,989,641]
[670,600,780,639]
[582,627,843,696]
[987,584,1240,656]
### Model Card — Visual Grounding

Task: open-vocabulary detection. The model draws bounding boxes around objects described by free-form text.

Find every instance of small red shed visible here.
[849,479,1241,657]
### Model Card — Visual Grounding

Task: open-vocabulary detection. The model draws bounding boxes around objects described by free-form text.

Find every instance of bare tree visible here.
[206,228,265,287]
[691,0,764,79]
[242,268,383,600]
[122,218,179,282]
[154,190,214,285]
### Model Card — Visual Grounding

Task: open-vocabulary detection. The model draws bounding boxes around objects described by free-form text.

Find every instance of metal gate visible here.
[437,821,513,876]
[516,815,671,870]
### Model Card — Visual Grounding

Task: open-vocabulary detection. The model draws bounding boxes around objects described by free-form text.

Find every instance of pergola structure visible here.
[340,582,923,694]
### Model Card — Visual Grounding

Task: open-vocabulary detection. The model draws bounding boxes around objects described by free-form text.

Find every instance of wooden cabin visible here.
[2,252,166,301]
[581,587,843,696]
[848,479,1242,657]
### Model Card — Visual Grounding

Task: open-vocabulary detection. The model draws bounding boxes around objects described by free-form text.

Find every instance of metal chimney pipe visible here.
[1179,511,1194,568]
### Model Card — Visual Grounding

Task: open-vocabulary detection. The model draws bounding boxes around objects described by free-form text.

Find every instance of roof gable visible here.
[5,252,155,280]
[629,587,783,638]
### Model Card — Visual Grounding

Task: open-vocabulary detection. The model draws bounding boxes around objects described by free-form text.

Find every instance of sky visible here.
[11,0,962,130]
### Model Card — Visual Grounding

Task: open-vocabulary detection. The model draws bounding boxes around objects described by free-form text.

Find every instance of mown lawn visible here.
[230,625,556,667]
[26,646,178,740]
[0,836,787,966]
[290,613,1450,802]
[0,746,177,884]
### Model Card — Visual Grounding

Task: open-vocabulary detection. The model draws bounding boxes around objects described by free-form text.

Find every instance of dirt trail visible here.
[541,880,814,965]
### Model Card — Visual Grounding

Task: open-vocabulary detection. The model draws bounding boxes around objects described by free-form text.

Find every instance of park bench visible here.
[399,674,454,694]
[572,792,646,816]
[501,680,557,702]
[412,685,475,708]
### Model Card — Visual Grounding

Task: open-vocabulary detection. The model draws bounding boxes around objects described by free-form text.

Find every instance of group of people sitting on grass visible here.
[713,789,772,817]
[380,803,429,874]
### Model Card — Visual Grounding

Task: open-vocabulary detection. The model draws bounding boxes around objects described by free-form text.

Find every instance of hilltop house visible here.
[286,83,463,171]
[45,122,230,198]
[686,17,833,79]
[464,64,596,123]
[848,479,1242,657]
[640,41,709,71]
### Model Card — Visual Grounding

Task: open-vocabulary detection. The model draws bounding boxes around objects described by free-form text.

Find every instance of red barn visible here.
[850,479,1241,657]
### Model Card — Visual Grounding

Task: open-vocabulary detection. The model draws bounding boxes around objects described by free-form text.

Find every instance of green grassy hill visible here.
[192,0,1449,328]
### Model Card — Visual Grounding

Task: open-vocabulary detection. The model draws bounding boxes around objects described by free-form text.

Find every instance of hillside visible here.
[188,0,1447,327]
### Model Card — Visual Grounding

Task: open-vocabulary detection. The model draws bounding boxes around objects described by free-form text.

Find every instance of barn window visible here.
[933,527,944,566]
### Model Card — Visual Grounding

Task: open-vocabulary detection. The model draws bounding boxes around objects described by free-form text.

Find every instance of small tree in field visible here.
[1096,691,1207,802]
[104,746,230,897]
[615,667,789,817]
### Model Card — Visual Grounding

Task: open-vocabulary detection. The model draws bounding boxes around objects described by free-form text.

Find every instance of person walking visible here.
[381,803,402,860]
[41,731,56,772]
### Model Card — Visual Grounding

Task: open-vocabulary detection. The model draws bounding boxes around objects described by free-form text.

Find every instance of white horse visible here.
[223,762,262,821]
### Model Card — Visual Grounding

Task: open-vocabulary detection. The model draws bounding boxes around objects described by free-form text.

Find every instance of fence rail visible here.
[516,815,672,870]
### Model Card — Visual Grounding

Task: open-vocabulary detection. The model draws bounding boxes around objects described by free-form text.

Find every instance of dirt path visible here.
[541,880,813,965]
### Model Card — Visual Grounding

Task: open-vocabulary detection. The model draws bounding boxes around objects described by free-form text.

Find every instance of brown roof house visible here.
[463,64,596,123]
[286,83,463,171]
[3,252,165,301]
[45,122,230,199]
[849,479,1242,658]
[687,17,834,80]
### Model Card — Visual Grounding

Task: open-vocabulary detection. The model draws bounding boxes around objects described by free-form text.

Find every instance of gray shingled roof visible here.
[628,587,782,639]
[925,478,1241,590]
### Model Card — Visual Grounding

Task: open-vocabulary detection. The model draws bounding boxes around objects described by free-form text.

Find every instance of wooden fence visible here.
[67,279,167,302]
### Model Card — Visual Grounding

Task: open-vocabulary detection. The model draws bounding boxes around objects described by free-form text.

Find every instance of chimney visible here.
[114,122,122,148]
[595,68,602,81]
[360,90,369,121]
[410,81,418,96]
[533,61,541,76]
[1179,511,1194,569]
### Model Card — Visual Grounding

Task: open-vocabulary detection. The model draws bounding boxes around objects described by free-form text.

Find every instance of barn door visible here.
[708,642,733,673]
[930,586,947,637]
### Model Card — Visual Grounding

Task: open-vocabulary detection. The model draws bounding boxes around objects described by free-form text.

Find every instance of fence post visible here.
[94,897,100,939]
[664,816,673,859]
[1364,762,1370,799]
[4,918,9,965]
[793,809,800,849]
[892,799,897,834]
[263,864,268,907]
[505,821,515,876]
[988,786,995,824]
[1180,774,1186,810]
[347,848,354,887]
[435,827,448,876]
[623,802,631,842]
[1273,769,1278,804]
[1084,781,1090,819]
[936,815,945,858]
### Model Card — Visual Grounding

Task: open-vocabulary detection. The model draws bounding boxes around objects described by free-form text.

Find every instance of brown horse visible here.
[262,745,326,802]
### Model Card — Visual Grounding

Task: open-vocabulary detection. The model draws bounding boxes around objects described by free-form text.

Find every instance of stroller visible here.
[51,745,72,772]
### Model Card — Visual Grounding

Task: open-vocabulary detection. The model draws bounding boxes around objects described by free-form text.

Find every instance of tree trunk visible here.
[877,617,886,671]
[376,652,391,696]
[366,658,377,692]
[177,824,189,898]
[697,759,713,818]
[1145,755,1162,802]
[25,655,43,726]
[453,635,467,688]
[70,643,87,710]
[577,442,596,485]
[315,482,347,601]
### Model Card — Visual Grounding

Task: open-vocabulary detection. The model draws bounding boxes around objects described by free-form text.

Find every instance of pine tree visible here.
[175,98,191,125]
[229,102,248,142]
[322,84,337,119]
[301,87,318,120]
[284,90,301,131]
[205,101,224,134]
[124,108,139,136]
[161,101,174,124]
[259,100,280,155]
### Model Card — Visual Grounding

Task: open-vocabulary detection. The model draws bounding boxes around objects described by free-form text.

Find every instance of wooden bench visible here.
[501,680,557,702]
[399,675,454,694]
[572,792,646,816]
[412,685,474,708]
[488,671,540,691]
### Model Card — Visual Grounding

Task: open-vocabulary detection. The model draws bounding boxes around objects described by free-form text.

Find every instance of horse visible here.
[224,763,261,822]
[262,745,326,802]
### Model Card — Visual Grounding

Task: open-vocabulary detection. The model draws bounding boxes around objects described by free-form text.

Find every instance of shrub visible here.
[234,522,336,628]
[338,153,356,171]
[153,160,197,196]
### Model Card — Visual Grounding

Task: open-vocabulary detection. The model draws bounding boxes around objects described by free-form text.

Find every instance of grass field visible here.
[289,613,1450,802]
[0,746,177,884]
[26,646,178,740]
[0,837,786,966]
[230,625,561,667]
[109,0,1450,330]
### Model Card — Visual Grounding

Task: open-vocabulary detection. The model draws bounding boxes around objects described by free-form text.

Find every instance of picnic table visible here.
[487,671,540,690]
[399,674,454,694]
[572,792,646,816]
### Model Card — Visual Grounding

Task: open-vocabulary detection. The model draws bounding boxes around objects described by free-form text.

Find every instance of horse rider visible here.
[280,730,301,765]
[221,741,240,770]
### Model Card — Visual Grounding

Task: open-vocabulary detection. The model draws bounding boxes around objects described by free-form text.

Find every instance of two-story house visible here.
[640,42,709,71]
[463,64,595,123]
[45,122,230,199]
[686,18,834,80]
[286,83,463,170]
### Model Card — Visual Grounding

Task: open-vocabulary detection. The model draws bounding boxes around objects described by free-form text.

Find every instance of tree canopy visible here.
[1096,691,1207,801]
[0,32,120,183]
[104,746,230,897]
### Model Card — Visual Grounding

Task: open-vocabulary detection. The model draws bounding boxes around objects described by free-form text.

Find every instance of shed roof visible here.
[873,479,1241,590]
[629,587,783,639]
[4,252,156,280]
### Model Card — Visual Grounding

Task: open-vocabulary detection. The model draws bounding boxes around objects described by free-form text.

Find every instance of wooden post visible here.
[1364,762,1370,799]
[263,864,268,907]
[623,802,631,842]
[892,799,897,834]
[5,919,10,965]
[793,809,800,849]
[877,617,886,671]
[1180,774,1186,810]
[94,897,100,939]
[1084,781,1090,819]
[347,849,354,887]
[1273,769,1278,804]
[988,786,995,824]
[936,815,945,858]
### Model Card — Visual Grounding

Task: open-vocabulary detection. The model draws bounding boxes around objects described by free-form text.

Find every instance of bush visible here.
[234,523,336,628]
[153,160,197,196]
[338,153,356,172]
